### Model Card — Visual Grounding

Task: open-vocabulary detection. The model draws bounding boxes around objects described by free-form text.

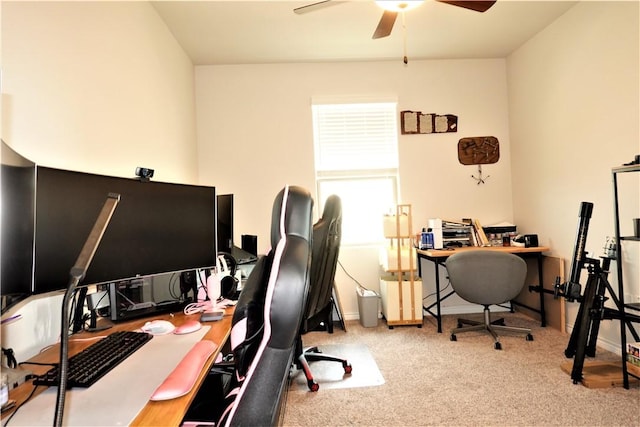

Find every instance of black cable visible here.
[423,279,451,301]
[2,382,41,426]
[18,361,57,368]
[1,348,17,369]
[168,272,181,300]
[71,287,88,334]
[337,259,367,290]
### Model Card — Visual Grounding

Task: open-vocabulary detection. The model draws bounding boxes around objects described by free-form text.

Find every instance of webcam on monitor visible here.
[135,167,154,181]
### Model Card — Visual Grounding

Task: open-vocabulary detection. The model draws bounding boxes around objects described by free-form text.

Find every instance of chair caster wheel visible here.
[450,334,457,341]
[308,380,319,392]
[343,362,353,374]
[494,342,502,350]
[526,333,534,341]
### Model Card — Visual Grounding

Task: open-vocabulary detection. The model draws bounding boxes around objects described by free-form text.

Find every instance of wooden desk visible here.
[416,246,551,333]
[3,309,232,426]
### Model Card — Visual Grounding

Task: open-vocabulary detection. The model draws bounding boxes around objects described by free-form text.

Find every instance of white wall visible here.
[1,1,197,183]
[1,0,638,360]
[0,1,197,361]
[195,59,514,318]
[507,1,639,352]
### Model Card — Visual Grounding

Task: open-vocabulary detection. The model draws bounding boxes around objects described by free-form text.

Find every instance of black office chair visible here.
[295,194,352,392]
[445,250,534,350]
[217,185,314,426]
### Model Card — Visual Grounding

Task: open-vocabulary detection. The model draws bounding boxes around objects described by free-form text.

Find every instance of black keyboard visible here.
[33,331,153,388]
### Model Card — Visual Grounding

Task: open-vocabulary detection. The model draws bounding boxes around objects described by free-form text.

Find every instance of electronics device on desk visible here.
[1,156,218,322]
[33,166,218,296]
[86,289,112,331]
[200,310,225,322]
[107,277,187,322]
[217,193,234,254]
[512,234,539,248]
[0,141,35,313]
[33,331,153,388]
[241,234,258,258]
[217,193,258,265]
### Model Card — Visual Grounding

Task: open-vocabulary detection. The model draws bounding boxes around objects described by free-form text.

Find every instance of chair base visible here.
[295,345,352,392]
[450,306,533,350]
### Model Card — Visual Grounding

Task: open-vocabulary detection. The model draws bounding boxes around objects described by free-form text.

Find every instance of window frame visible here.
[312,100,400,246]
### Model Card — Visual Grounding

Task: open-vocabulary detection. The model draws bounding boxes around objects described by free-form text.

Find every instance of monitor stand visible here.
[231,245,258,265]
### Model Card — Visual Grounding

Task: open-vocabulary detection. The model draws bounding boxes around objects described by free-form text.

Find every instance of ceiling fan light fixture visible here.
[375,0,424,12]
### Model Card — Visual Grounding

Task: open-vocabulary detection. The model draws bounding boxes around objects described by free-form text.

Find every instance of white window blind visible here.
[312,101,399,245]
[313,103,399,172]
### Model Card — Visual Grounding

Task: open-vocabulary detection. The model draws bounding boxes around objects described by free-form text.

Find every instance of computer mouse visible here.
[141,319,176,335]
[174,320,202,335]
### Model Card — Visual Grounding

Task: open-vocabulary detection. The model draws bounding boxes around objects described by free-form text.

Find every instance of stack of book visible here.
[430,219,517,247]
[628,342,640,377]
[439,218,491,247]
[441,220,473,247]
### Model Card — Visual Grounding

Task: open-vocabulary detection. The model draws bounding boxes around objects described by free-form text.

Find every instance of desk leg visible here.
[418,254,445,334]
[537,253,546,327]
[435,261,442,333]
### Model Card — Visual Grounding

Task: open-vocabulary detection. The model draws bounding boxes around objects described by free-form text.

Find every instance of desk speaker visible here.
[524,234,539,248]
[241,234,257,256]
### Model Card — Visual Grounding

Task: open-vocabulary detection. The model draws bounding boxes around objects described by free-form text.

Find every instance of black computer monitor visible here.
[217,194,233,254]
[1,143,36,312]
[33,166,217,294]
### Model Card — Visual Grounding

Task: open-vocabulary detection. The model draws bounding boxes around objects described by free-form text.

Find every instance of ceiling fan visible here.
[294,1,497,39]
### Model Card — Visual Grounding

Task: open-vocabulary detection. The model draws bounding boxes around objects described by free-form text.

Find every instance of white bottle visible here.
[428,218,444,249]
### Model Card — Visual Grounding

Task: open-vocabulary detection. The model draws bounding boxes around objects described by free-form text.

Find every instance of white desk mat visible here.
[9,326,212,426]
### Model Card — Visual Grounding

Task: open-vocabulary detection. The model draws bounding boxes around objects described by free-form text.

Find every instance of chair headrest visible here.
[320,194,342,222]
[270,185,314,249]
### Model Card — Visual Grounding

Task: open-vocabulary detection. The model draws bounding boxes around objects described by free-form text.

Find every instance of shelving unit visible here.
[379,204,423,329]
[611,163,640,388]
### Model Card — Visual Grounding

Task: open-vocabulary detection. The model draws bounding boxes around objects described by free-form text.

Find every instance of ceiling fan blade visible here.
[294,1,345,15]
[436,1,497,13]
[372,10,398,39]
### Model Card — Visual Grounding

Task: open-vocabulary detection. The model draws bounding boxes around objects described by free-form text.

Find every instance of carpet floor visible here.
[282,313,639,426]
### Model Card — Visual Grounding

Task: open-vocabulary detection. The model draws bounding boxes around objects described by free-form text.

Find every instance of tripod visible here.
[557,202,640,384]
[562,256,640,383]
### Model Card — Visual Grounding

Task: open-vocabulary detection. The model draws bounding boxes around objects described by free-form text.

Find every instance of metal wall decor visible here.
[457,136,500,165]
[457,136,500,185]
[400,110,458,134]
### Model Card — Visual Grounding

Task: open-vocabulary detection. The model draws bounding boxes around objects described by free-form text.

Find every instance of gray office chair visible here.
[445,250,534,350]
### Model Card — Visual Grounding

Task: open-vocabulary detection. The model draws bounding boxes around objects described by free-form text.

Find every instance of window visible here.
[312,101,399,245]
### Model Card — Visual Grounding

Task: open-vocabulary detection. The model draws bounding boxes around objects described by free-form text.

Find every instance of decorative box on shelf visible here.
[379,245,417,272]
[379,204,423,328]
[383,212,411,238]
[379,274,422,327]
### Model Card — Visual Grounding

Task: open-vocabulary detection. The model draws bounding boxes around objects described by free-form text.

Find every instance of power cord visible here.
[338,259,371,292]
[2,380,39,426]
[423,279,451,302]
[1,348,17,369]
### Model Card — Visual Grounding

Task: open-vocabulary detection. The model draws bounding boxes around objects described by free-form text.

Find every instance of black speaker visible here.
[524,234,539,248]
[241,234,258,256]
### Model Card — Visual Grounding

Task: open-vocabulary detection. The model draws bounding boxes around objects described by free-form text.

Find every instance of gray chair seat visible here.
[445,250,534,350]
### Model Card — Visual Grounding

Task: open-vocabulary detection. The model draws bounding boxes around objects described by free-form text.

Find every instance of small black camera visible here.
[135,167,154,181]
